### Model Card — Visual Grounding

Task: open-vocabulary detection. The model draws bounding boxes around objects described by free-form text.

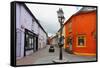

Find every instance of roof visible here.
[79,7,96,12]
[18,3,48,37]
[51,35,58,40]
[64,6,97,25]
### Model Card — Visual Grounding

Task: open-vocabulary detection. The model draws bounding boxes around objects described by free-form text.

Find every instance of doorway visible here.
[69,38,72,50]
[67,36,72,51]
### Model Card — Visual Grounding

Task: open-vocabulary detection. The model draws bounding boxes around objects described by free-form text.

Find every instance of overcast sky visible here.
[25,3,82,37]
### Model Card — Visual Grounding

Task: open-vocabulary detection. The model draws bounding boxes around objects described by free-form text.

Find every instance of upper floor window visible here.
[91,30,96,40]
[31,19,34,32]
[68,21,72,32]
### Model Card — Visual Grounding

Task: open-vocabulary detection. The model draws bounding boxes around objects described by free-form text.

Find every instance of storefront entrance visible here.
[24,29,38,56]
[69,38,72,50]
[67,36,72,51]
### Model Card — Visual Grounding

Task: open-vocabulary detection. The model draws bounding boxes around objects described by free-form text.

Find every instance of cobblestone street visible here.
[17,45,96,65]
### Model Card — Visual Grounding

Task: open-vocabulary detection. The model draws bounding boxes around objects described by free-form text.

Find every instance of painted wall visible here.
[16,3,47,59]
[63,26,66,48]
[64,11,96,56]
[38,28,47,49]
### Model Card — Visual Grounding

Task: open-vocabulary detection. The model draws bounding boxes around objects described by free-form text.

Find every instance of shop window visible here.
[25,34,34,50]
[77,35,86,47]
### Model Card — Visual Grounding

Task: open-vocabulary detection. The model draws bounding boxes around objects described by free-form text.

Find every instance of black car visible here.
[49,46,55,52]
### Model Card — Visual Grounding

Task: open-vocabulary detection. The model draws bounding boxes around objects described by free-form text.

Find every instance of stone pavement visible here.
[16,45,96,65]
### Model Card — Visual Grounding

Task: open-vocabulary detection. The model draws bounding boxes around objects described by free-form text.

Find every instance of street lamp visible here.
[57,8,65,24]
[57,8,65,60]
[53,8,67,63]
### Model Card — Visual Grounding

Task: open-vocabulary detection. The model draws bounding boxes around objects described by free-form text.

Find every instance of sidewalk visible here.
[16,45,96,65]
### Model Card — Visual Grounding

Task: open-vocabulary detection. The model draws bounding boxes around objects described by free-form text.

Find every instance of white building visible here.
[16,3,48,59]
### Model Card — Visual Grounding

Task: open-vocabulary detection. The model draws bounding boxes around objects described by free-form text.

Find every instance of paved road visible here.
[17,45,96,65]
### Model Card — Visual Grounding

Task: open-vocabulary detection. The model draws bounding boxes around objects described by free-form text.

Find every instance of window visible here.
[68,21,72,32]
[31,19,34,32]
[78,36,84,45]
[25,34,34,50]
[77,35,86,47]
[93,31,96,39]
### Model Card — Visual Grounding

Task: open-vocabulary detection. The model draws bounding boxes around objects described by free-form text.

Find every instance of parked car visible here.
[49,46,55,52]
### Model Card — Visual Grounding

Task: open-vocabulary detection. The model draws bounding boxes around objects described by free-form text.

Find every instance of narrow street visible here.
[17,45,96,65]
[15,3,97,66]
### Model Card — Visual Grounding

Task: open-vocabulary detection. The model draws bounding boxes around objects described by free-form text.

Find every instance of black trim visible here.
[15,61,97,67]
[10,2,16,66]
[25,29,38,37]
[96,6,98,62]
[24,30,26,56]
[11,1,97,7]
[36,37,38,51]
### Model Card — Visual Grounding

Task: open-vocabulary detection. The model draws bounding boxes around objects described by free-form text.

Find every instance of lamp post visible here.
[53,8,67,63]
[57,8,65,60]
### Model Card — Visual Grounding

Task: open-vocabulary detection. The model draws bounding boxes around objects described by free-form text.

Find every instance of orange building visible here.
[64,7,97,56]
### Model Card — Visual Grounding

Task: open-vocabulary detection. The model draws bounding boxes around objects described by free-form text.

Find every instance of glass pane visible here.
[78,37,84,46]
[31,38,33,48]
